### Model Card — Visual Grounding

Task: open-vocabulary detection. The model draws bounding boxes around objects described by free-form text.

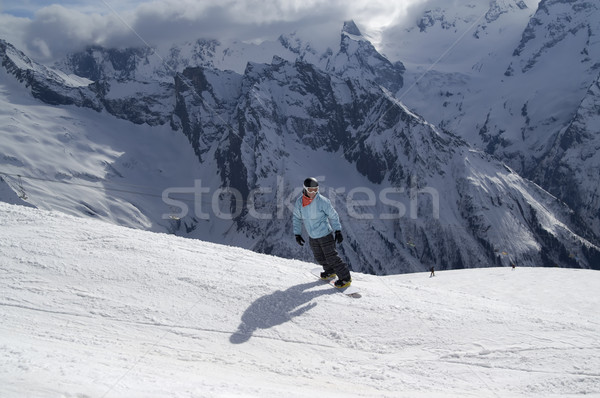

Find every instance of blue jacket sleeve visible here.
[322,197,342,231]
[292,197,303,235]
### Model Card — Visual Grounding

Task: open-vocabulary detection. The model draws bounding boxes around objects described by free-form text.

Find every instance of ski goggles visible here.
[304,186,319,193]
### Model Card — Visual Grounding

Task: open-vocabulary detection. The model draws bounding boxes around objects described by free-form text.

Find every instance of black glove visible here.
[295,235,305,246]
[334,230,343,244]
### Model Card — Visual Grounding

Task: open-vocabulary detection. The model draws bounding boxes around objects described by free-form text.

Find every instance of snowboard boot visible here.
[334,278,352,288]
[320,271,336,280]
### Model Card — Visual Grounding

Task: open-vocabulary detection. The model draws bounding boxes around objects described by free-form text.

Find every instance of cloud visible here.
[1,0,429,61]
[19,5,129,58]
[0,13,30,51]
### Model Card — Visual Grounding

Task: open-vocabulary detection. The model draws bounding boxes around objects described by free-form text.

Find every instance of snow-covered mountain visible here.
[2,202,599,397]
[534,72,600,237]
[1,12,599,272]
[391,0,600,239]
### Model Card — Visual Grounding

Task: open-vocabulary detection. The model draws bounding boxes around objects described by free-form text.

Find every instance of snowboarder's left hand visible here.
[295,235,305,246]
[335,230,343,244]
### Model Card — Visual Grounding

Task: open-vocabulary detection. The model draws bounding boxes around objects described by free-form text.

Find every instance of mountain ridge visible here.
[393,0,600,242]
[1,11,599,272]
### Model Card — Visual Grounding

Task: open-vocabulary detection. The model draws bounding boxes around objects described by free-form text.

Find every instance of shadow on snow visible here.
[230,280,335,344]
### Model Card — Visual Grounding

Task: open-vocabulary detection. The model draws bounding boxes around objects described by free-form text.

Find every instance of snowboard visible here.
[310,267,361,298]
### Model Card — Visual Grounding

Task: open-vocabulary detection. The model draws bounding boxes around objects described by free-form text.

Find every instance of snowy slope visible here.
[0,59,202,231]
[1,202,599,397]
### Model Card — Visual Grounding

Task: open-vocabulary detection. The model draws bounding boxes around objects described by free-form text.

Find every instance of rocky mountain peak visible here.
[329,21,404,93]
[342,20,363,37]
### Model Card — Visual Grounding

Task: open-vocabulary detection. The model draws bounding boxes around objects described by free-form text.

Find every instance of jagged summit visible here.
[342,20,363,37]
[329,21,404,93]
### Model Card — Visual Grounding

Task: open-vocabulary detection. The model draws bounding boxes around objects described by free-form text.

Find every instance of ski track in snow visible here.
[0,202,599,397]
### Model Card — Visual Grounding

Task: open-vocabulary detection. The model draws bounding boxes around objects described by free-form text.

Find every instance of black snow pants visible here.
[308,233,351,281]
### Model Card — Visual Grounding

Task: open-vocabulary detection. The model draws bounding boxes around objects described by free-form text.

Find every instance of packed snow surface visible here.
[0,202,599,397]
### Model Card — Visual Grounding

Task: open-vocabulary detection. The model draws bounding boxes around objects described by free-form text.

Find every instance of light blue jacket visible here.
[293,193,342,239]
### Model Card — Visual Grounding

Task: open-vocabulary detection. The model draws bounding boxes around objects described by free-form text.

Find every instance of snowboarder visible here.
[430,266,435,277]
[293,177,352,288]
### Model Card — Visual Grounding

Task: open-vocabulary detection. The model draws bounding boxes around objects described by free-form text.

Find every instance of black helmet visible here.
[303,177,319,189]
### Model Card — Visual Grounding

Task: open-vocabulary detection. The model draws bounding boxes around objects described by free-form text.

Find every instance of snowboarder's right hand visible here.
[295,235,305,246]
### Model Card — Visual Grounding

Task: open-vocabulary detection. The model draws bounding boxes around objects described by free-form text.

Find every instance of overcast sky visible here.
[0,0,429,61]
